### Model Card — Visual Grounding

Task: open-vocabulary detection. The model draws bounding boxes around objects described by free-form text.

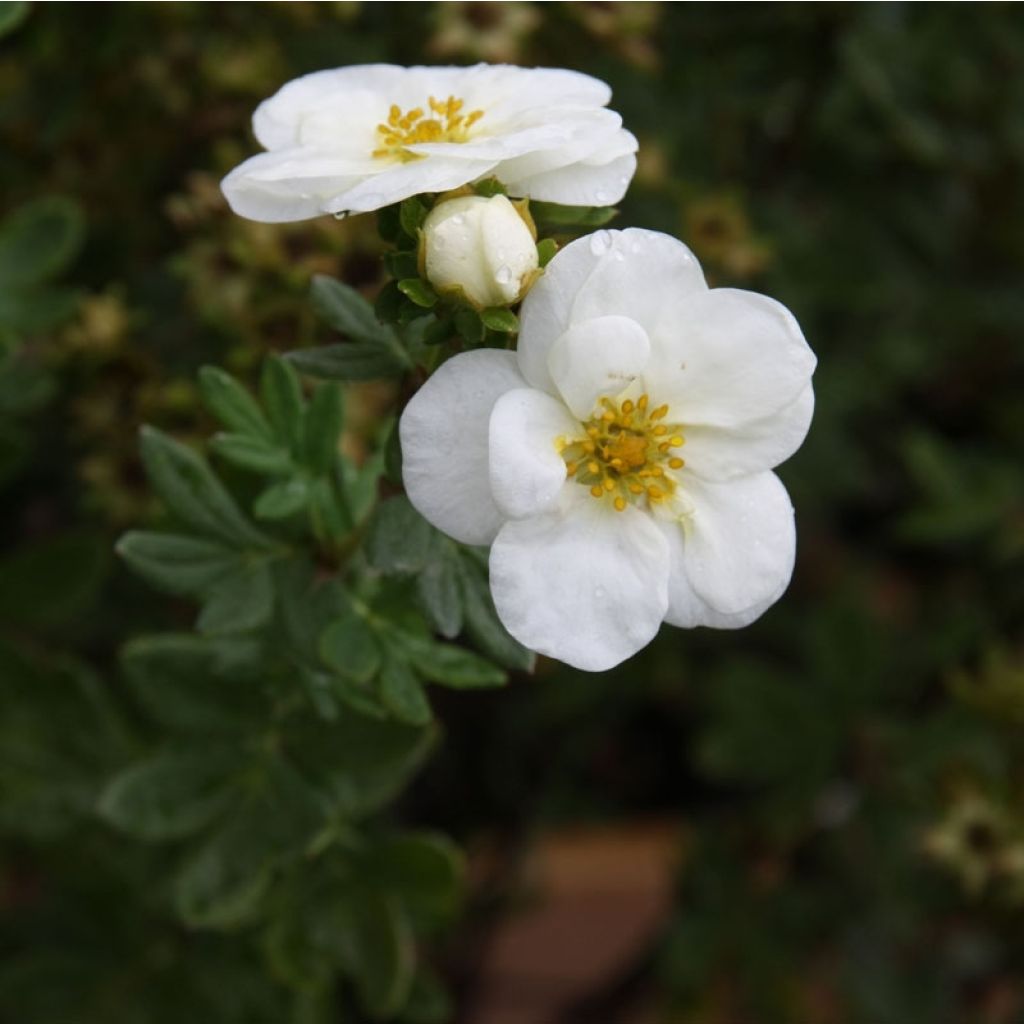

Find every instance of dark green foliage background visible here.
[2,3,1024,1022]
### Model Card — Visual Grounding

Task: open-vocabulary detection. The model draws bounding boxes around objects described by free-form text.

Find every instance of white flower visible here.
[400,228,817,672]
[220,64,638,223]
[422,194,538,308]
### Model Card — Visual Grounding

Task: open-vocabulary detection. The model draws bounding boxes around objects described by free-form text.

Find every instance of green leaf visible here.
[210,432,292,475]
[458,555,535,671]
[479,307,519,333]
[453,309,483,345]
[320,609,381,684]
[377,204,403,245]
[384,250,420,281]
[397,278,437,309]
[197,561,274,635]
[399,196,429,240]
[254,478,309,520]
[416,540,462,639]
[175,757,323,929]
[371,833,464,931]
[472,177,507,198]
[302,383,344,474]
[0,531,108,629]
[98,747,238,841]
[261,355,304,455]
[405,638,506,689]
[379,655,431,726]
[345,892,416,1020]
[286,343,407,381]
[117,531,238,595]
[310,275,393,345]
[198,366,273,441]
[420,316,453,347]
[536,237,558,268]
[308,476,351,540]
[0,196,85,290]
[0,2,29,37]
[400,966,453,1024]
[367,496,434,574]
[530,201,618,230]
[0,284,82,333]
[122,634,266,734]
[139,426,269,547]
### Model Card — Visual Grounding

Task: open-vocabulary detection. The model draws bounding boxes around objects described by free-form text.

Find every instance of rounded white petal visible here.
[546,316,651,419]
[658,518,787,629]
[517,228,706,395]
[644,288,816,429]
[681,383,815,481]
[488,389,578,519]
[400,349,525,546]
[680,471,797,616]
[490,495,670,671]
[504,148,637,207]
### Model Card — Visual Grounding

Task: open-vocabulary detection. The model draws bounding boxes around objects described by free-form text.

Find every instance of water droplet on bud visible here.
[495,265,513,285]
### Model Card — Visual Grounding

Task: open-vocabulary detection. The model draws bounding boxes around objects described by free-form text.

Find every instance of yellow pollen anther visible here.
[374,95,484,161]
[669,435,684,447]
[558,391,686,510]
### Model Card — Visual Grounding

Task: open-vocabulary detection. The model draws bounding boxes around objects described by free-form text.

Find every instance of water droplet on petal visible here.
[589,230,612,256]
[495,265,513,285]
[594,189,609,203]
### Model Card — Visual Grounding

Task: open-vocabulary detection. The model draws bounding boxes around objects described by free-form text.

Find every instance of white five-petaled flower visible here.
[400,228,817,672]
[221,63,638,223]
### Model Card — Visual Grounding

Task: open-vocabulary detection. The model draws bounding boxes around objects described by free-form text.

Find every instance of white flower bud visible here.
[422,194,539,309]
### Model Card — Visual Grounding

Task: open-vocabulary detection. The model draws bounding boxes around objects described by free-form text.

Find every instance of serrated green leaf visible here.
[302,382,344,474]
[405,638,506,689]
[479,307,519,333]
[199,366,273,441]
[286,343,407,381]
[311,275,393,344]
[98,747,238,841]
[117,531,238,595]
[399,196,428,240]
[254,478,309,520]
[397,278,438,309]
[0,196,85,290]
[320,610,381,684]
[197,561,274,635]
[139,426,270,547]
[261,355,304,455]
[211,432,293,475]
[367,495,434,573]
[379,655,432,726]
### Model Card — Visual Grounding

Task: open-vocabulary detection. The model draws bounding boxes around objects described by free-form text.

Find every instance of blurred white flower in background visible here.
[221,63,637,222]
[400,229,817,671]
[421,193,539,308]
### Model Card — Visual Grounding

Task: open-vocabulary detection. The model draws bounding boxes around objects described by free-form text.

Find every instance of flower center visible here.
[373,96,485,162]
[559,394,686,512]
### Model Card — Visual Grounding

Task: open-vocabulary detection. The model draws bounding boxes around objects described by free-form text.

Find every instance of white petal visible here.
[488,389,578,519]
[517,229,706,395]
[504,148,637,206]
[327,155,498,214]
[681,384,815,481]
[546,316,651,419]
[680,471,796,616]
[490,494,670,671]
[658,518,786,629]
[400,350,525,546]
[644,288,816,429]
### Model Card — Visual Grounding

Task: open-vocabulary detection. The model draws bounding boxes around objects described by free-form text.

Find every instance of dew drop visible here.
[594,189,609,203]
[494,265,513,285]
[589,229,612,256]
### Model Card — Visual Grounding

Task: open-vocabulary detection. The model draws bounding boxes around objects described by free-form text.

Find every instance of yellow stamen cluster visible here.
[559,394,686,511]
[373,96,484,161]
